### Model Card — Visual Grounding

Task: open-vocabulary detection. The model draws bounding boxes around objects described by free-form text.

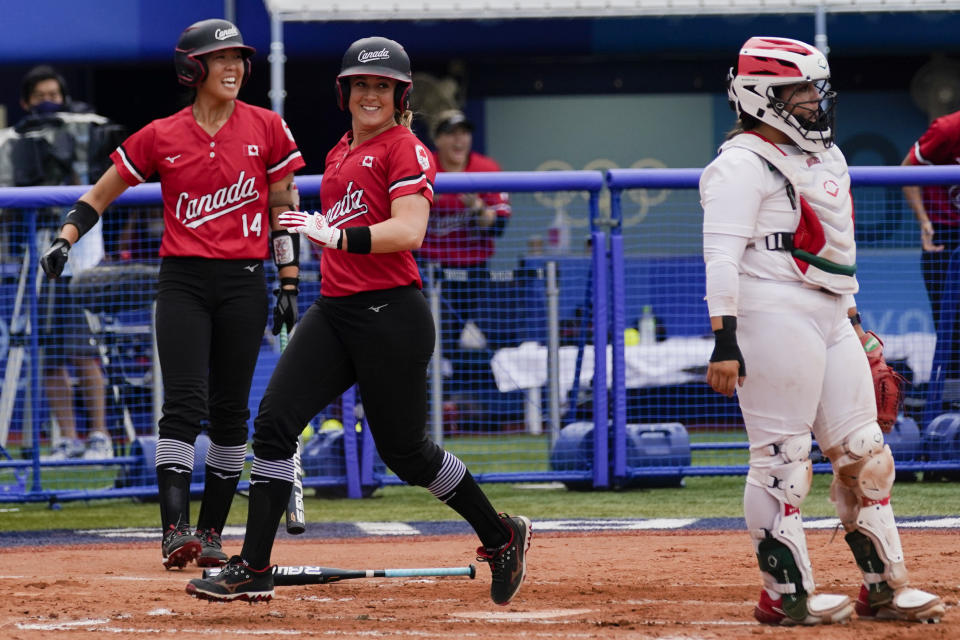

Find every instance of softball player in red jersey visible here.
[40,19,306,571]
[420,111,512,403]
[901,110,960,379]
[703,37,943,626]
[186,36,531,607]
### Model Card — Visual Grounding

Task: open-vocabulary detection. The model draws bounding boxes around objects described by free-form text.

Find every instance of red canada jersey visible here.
[419,151,511,266]
[909,110,960,226]
[319,126,435,297]
[110,101,305,259]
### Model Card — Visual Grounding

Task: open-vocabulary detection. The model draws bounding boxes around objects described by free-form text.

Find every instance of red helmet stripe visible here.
[739,56,802,77]
[742,37,816,56]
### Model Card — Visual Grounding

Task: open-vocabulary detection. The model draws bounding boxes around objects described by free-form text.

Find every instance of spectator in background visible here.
[419,110,511,414]
[0,65,115,461]
[901,111,960,388]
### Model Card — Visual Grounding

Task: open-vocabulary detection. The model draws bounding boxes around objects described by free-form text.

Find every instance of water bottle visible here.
[546,209,571,254]
[639,305,656,345]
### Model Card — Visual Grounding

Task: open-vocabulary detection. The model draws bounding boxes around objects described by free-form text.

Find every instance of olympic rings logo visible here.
[532,157,671,227]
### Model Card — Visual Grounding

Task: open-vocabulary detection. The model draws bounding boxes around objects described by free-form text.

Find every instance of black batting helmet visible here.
[335,37,412,112]
[174,19,255,87]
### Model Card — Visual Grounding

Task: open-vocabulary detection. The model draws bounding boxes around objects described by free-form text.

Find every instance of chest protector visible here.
[722,132,857,294]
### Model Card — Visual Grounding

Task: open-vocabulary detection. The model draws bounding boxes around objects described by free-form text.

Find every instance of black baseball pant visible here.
[252,284,444,486]
[155,257,267,448]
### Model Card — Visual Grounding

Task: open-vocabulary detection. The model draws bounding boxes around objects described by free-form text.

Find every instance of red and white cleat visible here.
[855,584,945,623]
[754,589,854,626]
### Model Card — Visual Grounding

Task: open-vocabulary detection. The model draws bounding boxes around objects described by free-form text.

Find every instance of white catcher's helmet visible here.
[727,36,837,153]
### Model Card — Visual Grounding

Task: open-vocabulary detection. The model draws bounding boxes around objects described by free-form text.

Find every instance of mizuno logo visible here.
[211,471,240,480]
[368,304,388,313]
[165,155,182,164]
[244,264,259,272]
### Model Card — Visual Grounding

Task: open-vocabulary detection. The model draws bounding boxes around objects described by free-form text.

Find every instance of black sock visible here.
[196,465,241,533]
[439,470,509,549]
[240,475,292,569]
[157,465,192,531]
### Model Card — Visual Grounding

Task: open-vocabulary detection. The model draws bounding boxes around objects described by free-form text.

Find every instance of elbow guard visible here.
[271,229,300,270]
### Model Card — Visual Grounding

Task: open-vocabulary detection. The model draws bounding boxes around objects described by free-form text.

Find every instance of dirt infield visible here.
[0,529,956,639]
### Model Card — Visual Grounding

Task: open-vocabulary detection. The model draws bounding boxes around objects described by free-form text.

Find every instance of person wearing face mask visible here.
[0,65,120,463]
[37,19,306,572]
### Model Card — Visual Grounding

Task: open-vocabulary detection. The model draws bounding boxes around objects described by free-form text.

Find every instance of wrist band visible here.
[849,312,862,327]
[345,226,372,254]
[63,200,100,240]
[279,276,299,292]
[710,316,745,376]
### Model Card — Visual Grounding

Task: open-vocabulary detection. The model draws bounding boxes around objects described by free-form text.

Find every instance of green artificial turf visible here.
[1,473,956,533]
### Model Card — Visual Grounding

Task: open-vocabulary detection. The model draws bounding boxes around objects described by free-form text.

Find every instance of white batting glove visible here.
[278,210,341,249]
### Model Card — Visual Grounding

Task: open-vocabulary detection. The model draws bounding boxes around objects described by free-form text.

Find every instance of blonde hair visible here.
[396,108,414,130]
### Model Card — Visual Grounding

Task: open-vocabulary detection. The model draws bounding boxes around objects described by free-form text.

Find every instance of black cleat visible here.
[195,528,228,568]
[186,556,274,602]
[162,522,201,570]
[476,514,532,605]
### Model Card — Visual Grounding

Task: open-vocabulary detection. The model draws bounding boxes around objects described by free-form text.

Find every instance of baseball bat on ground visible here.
[279,325,307,535]
[202,564,477,585]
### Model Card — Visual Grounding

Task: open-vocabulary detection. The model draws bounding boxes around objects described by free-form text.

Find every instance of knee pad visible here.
[747,433,813,508]
[826,424,906,587]
[826,423,895,512]
[826,423,891,498]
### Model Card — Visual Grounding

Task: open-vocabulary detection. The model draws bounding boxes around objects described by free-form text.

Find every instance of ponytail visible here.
[396,109,414,131]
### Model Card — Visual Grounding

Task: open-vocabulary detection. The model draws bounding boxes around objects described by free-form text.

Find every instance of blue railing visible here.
[0,171,610,502]
[2,165,959,503]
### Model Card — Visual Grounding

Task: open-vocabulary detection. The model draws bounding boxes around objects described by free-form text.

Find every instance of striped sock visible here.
[196,443,248,532]
[155,438,195,531]
[428,453,509,549]
[242,456,295,569]
[427,451,466,501]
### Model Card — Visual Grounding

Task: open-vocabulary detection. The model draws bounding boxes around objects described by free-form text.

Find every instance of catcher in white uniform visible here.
[701,36,945,626]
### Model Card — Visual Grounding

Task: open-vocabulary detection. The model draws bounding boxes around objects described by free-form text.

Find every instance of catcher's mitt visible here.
[861,330,906,432]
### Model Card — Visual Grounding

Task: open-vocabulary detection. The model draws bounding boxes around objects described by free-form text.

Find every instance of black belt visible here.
[764,232,795,251]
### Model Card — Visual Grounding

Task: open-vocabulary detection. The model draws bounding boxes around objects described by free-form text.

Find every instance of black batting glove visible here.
[40,237,71,278]
[272,277,299,335]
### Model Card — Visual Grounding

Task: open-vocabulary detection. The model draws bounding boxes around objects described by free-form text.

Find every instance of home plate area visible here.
[0,525,956,639]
